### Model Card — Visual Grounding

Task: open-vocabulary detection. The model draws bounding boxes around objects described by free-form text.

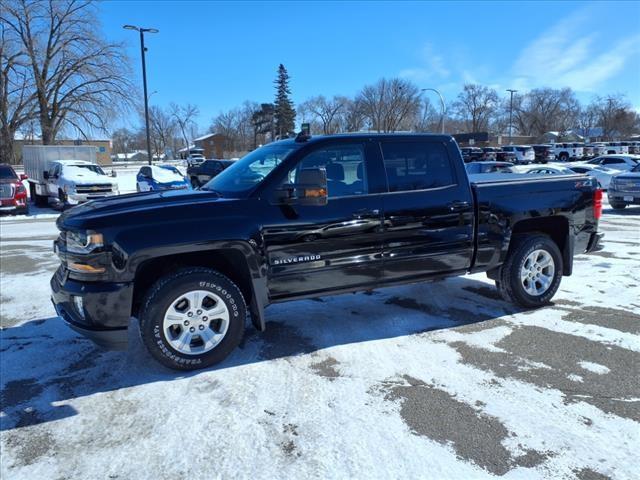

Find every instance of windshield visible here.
[65,164,106,175]
[0,165,17,179]
[202,143,299,196]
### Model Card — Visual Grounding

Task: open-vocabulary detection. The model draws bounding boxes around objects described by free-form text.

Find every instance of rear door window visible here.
[381,141,455,192]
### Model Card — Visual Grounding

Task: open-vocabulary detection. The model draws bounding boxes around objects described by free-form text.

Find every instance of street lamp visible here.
[123,24,159,165]
[421,88,446,134]
[507,89,518,144]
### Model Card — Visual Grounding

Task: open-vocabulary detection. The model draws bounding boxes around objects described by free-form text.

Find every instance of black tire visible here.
[58,189,68,210]
[139,267,246,371]
[496,235,563,308]
[610,202,626,210]
[559,153,569,162]
[30,183,47,207]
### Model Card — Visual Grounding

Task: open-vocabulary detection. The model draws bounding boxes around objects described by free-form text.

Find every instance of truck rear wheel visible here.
[139,267,246,371]
[610,202,626,210]
[496,235,562,308]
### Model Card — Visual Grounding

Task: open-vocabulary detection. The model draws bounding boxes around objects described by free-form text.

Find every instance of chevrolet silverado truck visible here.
[51,133,604,370]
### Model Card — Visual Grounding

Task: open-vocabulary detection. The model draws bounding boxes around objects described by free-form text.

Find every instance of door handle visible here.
[352,208,380,219]
[448,201,470,212]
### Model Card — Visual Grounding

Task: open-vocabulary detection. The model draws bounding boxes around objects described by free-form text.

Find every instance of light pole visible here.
[421,88,446,134]
[507,89,518,144]
[124,25,159,165]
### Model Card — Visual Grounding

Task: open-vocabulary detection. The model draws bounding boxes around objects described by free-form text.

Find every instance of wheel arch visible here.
[130,245,267,331]
[509,215,573,276]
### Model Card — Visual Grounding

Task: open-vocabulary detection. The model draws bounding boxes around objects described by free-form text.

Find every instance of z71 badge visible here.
[272,255,321,266]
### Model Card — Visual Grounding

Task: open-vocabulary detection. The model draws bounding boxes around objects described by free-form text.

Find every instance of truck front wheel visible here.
[139,267,246,370]
[496,235,563,308]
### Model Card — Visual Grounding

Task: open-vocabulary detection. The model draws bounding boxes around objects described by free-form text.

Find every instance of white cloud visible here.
[400,43,450,82]
[511,11,640,92]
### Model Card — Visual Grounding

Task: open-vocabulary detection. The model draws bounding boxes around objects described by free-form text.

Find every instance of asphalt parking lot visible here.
[1,202,639,479]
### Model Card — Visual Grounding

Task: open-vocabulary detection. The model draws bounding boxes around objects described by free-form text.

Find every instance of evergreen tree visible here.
[274,64,296,137]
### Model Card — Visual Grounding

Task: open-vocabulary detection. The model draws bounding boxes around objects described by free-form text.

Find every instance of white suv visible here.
[550,143,583,161]
[584,155,640,172]
[501,145,535,164]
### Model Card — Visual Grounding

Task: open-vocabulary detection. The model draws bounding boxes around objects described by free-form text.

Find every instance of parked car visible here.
[501,145,535,164]
[51,133,603,370]
[465,161,514,174]
[136,165,190,192]
[0,164,28,215]
[620,141,640,154]
[581,144,595,158]
[584,155,640,172]
[607,163,640,209]
[550,143,583,161]
[187,159,235,188]
[480,147,499,161]
[605,142,629,155]
[567,165,617,190]
[531,145,555,163]
[524,166,576,176]
[460,147,484,163]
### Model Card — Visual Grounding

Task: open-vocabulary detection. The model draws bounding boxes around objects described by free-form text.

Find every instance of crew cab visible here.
[51,133,603,370]
[187,159,234,188]
[550,143,583,161]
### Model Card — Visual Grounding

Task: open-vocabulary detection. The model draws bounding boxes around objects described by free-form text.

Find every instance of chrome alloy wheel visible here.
[162,290,229,355]
[520,249,555,296]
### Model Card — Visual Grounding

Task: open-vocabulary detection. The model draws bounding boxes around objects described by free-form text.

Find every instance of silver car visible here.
[608,163,640,209]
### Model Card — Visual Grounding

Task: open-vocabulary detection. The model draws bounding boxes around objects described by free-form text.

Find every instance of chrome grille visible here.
[0,184,14,199]
[615,179,640,192]
[75,184,112,194]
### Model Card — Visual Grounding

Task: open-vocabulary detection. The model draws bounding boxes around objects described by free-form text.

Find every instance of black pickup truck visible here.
[186,159,234,188]
[51,133,603,370]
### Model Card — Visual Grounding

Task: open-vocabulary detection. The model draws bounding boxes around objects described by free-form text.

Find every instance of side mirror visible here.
[19,173,28,181]
[43,171,49,180]
[276,167,328,206]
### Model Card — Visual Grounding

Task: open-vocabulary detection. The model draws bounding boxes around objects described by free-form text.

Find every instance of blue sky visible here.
[100,0,640,131]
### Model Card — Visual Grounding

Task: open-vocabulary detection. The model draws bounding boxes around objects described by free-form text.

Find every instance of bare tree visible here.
[414,98,441,132]
[592,95,639,140]
[512,88,579,138]
[148,105,177,159]
[0,22,37,163]
[452,84,499,133]
[2,0,134,144]
[170,102,199,154]
[298,95,348,134]
[356,78,421,132]
[577,103,599,140]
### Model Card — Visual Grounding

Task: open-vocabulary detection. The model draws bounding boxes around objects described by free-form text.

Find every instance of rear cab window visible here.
[380,141,455,192]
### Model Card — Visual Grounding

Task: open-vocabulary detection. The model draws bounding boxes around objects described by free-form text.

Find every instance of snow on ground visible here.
[0,201,639,480]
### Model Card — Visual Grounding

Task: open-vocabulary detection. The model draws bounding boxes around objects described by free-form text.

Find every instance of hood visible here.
[57,189,235,231]
[614,171,640,180]
[63,168,113,184]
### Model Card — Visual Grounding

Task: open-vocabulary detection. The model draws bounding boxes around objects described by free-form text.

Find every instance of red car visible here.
[0,164,29,215]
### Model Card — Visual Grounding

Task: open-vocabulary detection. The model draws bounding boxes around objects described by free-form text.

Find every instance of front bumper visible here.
[51,266,132,349]
[66,191,118,205]
[608,191,640,205]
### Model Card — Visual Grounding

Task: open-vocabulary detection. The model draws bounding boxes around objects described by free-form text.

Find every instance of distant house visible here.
[193,133,226,159]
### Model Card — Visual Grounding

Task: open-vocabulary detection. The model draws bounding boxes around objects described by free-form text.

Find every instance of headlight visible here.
[63,184,75,193]
[66,230,104,254]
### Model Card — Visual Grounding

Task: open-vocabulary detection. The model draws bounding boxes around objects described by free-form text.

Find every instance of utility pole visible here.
[507,89,518,144]
[124,25,159,165]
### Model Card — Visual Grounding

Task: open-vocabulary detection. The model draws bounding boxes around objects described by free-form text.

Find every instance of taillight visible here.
[594,189,603,220]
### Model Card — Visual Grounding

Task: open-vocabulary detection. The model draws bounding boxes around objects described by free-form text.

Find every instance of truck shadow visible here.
[1,276,524,431]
